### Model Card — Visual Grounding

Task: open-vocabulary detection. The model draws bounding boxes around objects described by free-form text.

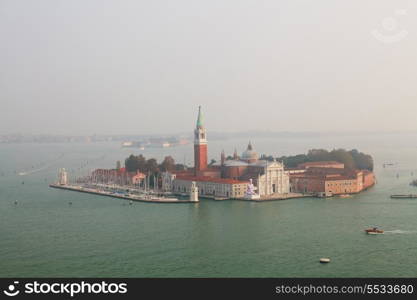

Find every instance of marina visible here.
[49,183,196,203]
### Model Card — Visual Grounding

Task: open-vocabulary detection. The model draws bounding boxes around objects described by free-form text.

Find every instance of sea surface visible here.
[1,133,417,277]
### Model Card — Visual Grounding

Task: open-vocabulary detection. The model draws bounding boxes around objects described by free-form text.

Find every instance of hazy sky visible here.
[1,0,416,135]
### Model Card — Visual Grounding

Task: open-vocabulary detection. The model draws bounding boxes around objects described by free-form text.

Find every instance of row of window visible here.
[173,182,246,197]
[327,181,355,187]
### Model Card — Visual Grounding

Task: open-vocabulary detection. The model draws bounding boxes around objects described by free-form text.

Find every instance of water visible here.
[1,133,417,277]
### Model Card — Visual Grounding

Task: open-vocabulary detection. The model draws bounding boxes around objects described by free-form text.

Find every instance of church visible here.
[162,107,290,199]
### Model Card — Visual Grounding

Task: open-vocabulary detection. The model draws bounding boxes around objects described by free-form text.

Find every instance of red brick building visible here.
[289,165,375,196]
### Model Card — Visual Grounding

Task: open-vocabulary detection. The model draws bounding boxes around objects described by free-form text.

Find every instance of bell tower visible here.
[194,106,208,175]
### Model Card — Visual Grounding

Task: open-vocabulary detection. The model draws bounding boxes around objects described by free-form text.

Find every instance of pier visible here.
[241,193,310,201]
[49,184,196,203]
[390,194,417,199]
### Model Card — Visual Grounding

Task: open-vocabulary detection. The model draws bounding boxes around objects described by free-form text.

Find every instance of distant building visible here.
[58,168,68,185]
[289,167,375,196]
[130,171,146,185]
[172,176,248,199]
[91,168,146,186]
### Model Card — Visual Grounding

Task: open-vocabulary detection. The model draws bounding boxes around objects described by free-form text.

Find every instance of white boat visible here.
[319,258,331,263]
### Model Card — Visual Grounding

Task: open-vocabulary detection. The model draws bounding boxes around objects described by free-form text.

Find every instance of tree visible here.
[175,164,187,171]
[145,158,159,174]
[136,154,147,172]
[260,154,274,162]
[350,149,373,171]
[277,154,309,168]
[307,149,330,162]
[125,155,140,172]
[160,156,176,172]
[275,148,373,170]
[330,149,355,170]
[125,154,147,172]
[209,159,217,166]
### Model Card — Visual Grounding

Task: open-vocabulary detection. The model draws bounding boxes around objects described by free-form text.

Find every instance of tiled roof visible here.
[175,175,248,185]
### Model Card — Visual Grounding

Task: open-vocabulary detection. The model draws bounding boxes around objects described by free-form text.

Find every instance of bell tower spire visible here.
[196,105,204,128]
[194,106,208,175]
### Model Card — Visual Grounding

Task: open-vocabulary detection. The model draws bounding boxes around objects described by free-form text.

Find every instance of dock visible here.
[390,194,417,199]
[49,184,196,203]
[245,193,310,201]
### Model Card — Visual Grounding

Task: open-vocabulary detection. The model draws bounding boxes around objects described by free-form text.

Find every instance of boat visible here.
[365,227,384,234]
[319,258,330,263]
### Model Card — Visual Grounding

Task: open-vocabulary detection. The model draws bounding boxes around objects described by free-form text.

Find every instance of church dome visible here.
[241,142,258,162]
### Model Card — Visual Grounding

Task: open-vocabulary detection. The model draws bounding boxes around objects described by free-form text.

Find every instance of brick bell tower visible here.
[194,106,208,175]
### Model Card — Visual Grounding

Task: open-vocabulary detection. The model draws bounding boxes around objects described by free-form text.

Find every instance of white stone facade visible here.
[255,161,290,196]
[58,168,68,185]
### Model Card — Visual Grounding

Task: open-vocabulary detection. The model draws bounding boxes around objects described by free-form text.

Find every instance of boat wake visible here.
[18,154,65,176]
[384,230,417,234]
[18,165,50,176]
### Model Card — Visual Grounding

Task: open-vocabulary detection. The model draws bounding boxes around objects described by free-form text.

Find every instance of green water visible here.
[1,134,417,277]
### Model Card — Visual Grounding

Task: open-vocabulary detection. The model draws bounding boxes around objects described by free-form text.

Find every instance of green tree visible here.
[330,149,355,170]
[160,156,176,172]
[307,149,330,161]
[145,158,159,174]
[350,149,373,171]
[175,164,187,171]
[137,154,147,172]
[125,154,147,172]
[277,154,309,168]
[125,154,140,172]
[260,154,274,161]
[275,148,373,170]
